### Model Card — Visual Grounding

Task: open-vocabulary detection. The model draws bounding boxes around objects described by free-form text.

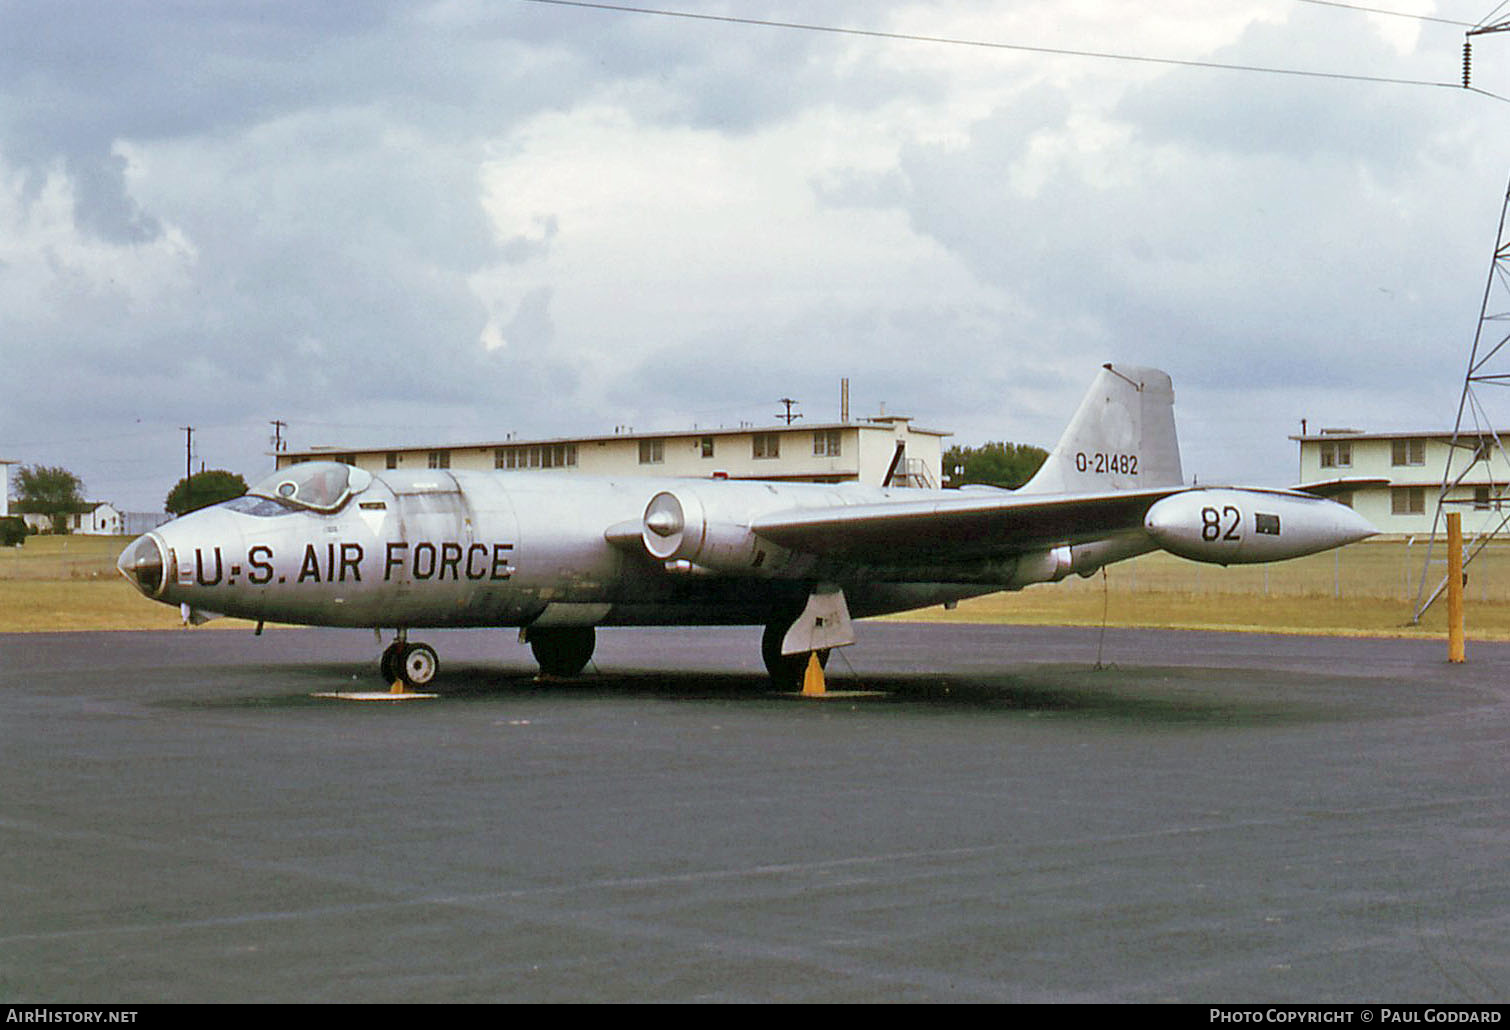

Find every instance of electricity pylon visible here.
[1412,172,1510,622]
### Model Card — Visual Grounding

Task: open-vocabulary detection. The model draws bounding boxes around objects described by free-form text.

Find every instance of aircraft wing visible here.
[751,486,1182,562]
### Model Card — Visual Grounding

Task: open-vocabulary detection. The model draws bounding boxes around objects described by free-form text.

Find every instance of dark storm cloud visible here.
[4,1,1510,508]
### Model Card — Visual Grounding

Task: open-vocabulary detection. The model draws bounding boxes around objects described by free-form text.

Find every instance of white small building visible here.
[20,502,151,535]
[1292,429,1510,537]
[80,502,124,535]
[276,417,950,489]
[0,459,16,518]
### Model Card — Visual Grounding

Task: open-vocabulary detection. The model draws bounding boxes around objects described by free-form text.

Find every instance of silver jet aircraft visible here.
[117,365,1376,689]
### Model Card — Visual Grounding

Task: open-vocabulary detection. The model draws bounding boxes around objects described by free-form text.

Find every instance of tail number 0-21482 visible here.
[1074,452,1139,475]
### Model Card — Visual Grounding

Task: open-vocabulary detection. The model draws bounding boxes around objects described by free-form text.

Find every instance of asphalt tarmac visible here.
[1,622,1507,1003]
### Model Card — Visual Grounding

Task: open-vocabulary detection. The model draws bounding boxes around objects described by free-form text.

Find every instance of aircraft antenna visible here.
[1412,170,1510,621]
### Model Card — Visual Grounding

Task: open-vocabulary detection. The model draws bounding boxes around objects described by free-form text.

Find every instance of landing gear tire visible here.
[379,641,404,684]
[397,642,439,689]
[527,626,596,678]
[761,621,828,691]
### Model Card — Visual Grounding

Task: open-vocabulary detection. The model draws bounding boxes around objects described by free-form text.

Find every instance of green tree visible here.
[13,464,87,533]
[165,469,248,515]
[943,441,1049,489]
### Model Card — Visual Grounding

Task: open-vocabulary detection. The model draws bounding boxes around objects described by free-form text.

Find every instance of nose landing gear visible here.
[380,632,439,691]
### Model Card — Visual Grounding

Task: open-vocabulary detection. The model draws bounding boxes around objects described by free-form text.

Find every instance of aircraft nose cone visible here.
[117,534,166,597]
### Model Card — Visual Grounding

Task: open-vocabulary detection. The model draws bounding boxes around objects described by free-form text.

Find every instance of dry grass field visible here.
[0,536,260,632]
[0,534,1500,640]
[891,540,1510,641]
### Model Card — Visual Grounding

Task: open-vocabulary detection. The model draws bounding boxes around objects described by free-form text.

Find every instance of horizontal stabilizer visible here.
[1292,477,1389,498]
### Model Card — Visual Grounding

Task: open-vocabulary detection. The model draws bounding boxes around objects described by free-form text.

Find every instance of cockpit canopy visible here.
[248,461,373,513]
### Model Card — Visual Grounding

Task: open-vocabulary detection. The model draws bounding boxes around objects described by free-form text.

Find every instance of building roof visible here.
[281,418,951,460]
[1289,430,1504,443]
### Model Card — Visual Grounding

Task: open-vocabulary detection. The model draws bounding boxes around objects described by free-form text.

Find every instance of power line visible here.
[1291,0,1475,29]
[1476,2,1510,31]
[520,0,1467,94]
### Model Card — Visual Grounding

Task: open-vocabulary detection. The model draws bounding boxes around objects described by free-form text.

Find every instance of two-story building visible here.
[1292,429,1510,537]
[276,416,949,489]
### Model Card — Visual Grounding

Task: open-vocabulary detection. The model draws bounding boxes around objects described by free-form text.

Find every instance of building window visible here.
[753,433,780,459]
[1391,439,1425,467]
[1391,487,1425,515]
[700,436,715,458]
[385,452,398,470]
[428,450,450,469]
[813,430,842,457]
[639,439,664,465]
[496,444,578,469]
[1475,486,1492,510]
[1319,441,1352,469]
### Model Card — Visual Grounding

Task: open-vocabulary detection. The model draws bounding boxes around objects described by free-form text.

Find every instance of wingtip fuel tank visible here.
[1143,488,1377,565]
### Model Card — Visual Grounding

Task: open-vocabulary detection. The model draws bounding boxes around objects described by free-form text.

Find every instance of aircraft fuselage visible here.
[123,469,1002,630]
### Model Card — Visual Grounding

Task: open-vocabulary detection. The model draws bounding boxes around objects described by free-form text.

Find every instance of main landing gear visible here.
[762,588,854,693]
[523,626,596,678]
[761,621,828,692]
[379,631,439,691]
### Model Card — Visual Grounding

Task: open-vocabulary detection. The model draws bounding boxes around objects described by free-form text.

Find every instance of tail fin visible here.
[1020,364,1183,494]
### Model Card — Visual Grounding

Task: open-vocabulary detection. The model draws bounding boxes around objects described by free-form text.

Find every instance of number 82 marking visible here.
[1201,505,1242,542]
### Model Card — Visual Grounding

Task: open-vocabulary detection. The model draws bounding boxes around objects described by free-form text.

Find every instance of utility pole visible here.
[1463,17,1510,91]
[180,426,193,481]
[269,419,287,453]
[775,398,802,425]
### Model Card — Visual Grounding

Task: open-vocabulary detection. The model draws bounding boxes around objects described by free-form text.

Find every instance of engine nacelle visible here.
[1144,488,1376,565]
[640,489,803,575]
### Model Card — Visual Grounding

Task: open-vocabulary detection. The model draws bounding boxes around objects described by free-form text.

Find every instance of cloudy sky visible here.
[5,0,1510,511]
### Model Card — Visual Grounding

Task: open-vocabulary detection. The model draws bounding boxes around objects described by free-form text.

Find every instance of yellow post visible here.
[801,653,827,696]
[1447,511,1466,664]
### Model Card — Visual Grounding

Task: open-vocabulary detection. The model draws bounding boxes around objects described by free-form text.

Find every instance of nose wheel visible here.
[380,637,439,690]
